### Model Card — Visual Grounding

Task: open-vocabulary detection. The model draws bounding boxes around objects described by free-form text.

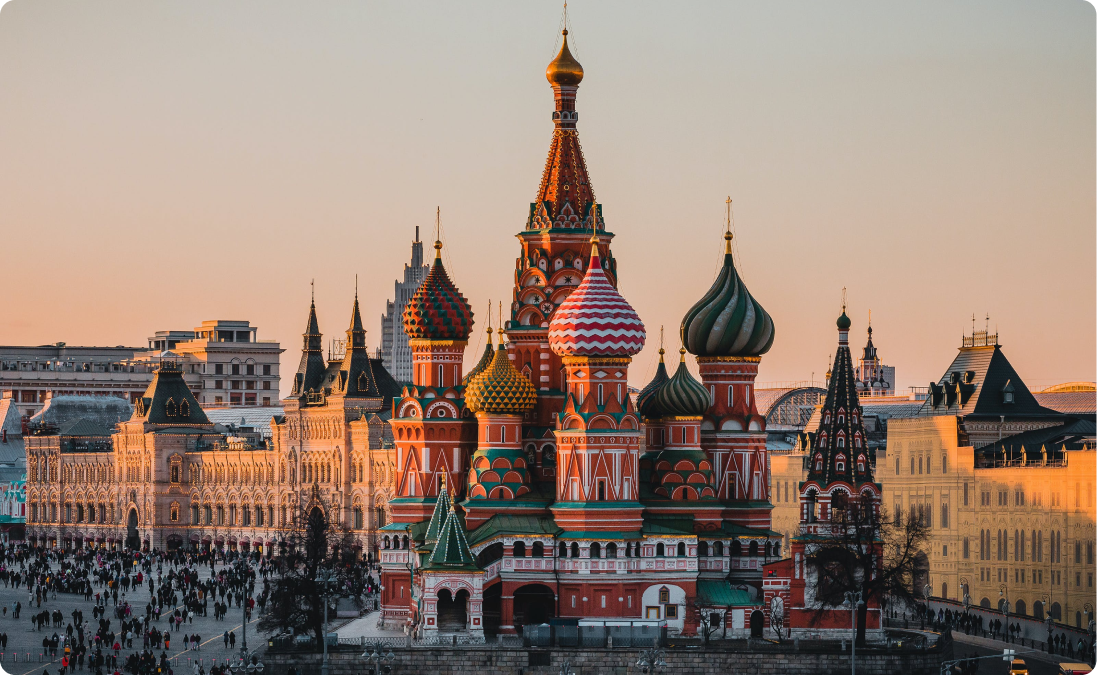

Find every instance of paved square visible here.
[0,551,269,675]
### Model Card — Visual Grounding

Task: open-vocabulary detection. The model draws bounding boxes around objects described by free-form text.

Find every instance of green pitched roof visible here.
[423,479,452,546]
[423,497,478,571]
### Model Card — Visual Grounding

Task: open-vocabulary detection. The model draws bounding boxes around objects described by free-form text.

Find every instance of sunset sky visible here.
[0,0,1093,397]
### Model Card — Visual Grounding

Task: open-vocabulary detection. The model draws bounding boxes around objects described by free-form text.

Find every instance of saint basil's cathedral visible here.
[373,29,820,638]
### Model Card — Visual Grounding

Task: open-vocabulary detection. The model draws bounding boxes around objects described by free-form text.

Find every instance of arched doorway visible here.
[125,509,139,550]
[749,610,764,638]
[166,535,183,551]
[1014,599,1026,616]
[513,584,556,632]
[437,588,469,632]
[1033,601,1044,620]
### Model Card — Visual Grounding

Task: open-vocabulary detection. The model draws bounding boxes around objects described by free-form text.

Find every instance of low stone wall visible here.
[266,645,943,675]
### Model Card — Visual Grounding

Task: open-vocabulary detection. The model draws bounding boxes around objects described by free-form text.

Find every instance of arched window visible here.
[748,541,758,557]
[570,542,580,558]
[532,541,544,558]
[714,541,724,556]
[606,543,618,558]
[857,455,865,473]
[677,542,686,557]
[814,455,823,471]
[698,541,709,557]
[558,542,567,558]
[836,454,846,473]
[590,542,601,558]
[656,542,665,556]
[513,541,526,558]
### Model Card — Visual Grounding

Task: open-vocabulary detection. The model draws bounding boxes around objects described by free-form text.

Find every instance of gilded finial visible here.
[498,301,503,339]
[590,233,600,260]
[659,326,665,358]
[724,196,734,254]
[486,301,493,343]
[434,206,443,258]
[679,346,687,362]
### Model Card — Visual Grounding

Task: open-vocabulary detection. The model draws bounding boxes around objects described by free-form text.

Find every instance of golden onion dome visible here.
[465,336,537,415]
[546,30,584,87]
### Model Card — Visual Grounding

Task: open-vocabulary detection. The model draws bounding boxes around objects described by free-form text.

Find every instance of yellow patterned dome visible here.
[546,30,584,87]
[465,335,537,415]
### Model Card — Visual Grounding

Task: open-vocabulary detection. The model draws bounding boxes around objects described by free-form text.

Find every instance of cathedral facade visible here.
[376,29,782,639]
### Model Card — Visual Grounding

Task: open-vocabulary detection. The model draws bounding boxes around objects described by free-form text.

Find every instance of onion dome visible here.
[546,30,584,87]
[465,334,537,415]
[651,349,710,417]
[636,347,669,418]
[402,240,474,341]
[681,231,774,357]
[462,308,495,386]
[837,310,851,331]
[548,237,646,357]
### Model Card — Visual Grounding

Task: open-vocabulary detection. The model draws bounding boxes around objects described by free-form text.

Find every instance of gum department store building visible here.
[23,29,817,638]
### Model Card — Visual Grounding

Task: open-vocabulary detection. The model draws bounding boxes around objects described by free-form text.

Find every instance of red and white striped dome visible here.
[548,242,646,357]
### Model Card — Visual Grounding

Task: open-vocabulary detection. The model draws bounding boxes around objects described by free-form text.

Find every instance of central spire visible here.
[529,28,598,231]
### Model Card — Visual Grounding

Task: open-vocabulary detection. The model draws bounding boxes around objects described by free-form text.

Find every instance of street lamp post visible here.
[636,648,667,674]
[227,560,265,675]
[845,590,862,675]
[362,646,396,675]
[315,568,338,675]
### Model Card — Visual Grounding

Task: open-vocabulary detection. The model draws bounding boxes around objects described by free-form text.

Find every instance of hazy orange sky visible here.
[0,1,1093,398]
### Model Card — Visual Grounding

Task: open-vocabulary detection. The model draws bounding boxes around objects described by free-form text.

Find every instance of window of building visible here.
[215,364,223,375]
[204,505,212,524]
[940,503,949,528]
[232,364,240,375]
[941,454,948,473]
[246,364,255,375]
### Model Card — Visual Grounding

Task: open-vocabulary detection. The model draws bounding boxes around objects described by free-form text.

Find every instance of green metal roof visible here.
[696,580,756,607]
[467,514,562,546]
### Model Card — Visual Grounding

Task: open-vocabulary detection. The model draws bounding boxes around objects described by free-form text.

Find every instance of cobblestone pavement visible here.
[0,562,267,675]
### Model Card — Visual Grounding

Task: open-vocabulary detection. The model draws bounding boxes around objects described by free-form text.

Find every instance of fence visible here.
[525,623,665,648]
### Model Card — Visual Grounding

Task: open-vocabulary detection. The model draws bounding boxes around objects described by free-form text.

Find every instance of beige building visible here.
[0,320,282,417]
[879,333,1095,628]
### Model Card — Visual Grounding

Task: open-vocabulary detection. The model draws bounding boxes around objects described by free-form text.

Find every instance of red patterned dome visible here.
[402,241,474,341]
[548,237,646,357]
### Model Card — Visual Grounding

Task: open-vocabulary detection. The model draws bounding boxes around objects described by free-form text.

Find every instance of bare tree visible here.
[769,595,786,643]
[258,506,360,645]
[687,598,723,645]
[805,497,929,646]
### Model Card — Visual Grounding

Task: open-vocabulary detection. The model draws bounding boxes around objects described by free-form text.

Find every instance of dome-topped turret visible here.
[636,347,669,418]
[681,231,774,357]
[465,333,537,415]
[402,240,474,341]
[546,30,584,87]
[549,236,646,357]
[651,349,710,418]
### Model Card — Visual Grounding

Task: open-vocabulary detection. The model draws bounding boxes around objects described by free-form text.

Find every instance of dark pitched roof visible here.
[919,343,1060,418]
[806,321,873,487]
[980,417,1095,460]
[291,301,327,398]
[60,418,113,437]
[133,361,211,425]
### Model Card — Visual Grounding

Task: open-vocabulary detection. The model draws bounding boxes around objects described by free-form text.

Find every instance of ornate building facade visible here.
[376,29,783,639]
[24,295,399,557]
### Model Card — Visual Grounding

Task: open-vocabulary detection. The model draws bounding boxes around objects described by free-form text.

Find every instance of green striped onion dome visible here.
[681,232,774,357]
[650,349,710,418]
[636,348,670,419]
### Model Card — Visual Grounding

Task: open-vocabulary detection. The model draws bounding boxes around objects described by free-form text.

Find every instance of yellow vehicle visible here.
[1009,658,1028,675]
[1057,664,1094,675]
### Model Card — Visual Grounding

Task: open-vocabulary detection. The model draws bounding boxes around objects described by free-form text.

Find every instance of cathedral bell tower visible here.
[681,214,775,527]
